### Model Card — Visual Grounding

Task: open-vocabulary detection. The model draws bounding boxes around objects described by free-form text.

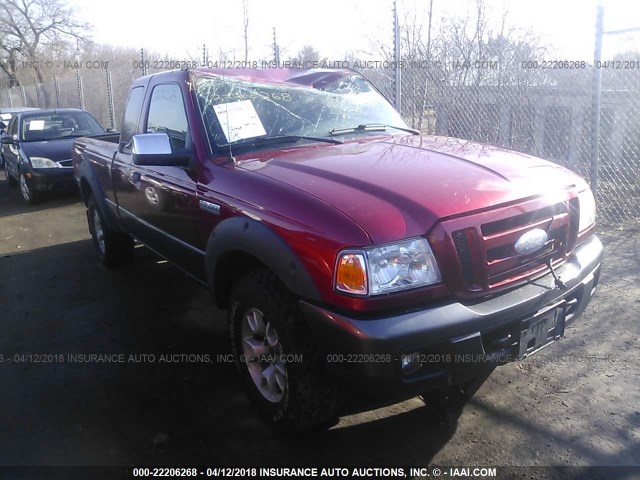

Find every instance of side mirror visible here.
[0,121,6,132]
[130,133,190,167]
[1,134,16,145]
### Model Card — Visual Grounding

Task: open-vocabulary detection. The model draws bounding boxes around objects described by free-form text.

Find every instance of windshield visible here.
[20,111,105,142]
[192,70,408,149]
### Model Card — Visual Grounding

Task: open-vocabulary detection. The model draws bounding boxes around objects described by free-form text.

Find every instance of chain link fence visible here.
[357,24,640,230]
[3,72,113,128]
[596,31,640,228]
[2,63,143,131]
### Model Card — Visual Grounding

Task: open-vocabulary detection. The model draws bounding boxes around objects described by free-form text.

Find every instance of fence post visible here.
[393,0,401,112]
[54,74,60,108]
[590,2,603,196]
[106,70,116,130]
[6,85,14,107]
[76,68,85,110]
[140,48,147,76]
[34,77,42,108]
[273,28,280,65]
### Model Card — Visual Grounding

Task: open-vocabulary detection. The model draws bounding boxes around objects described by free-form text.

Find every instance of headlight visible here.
[578,188,596,233]
[30,157,59,169]
[335,238,442,296]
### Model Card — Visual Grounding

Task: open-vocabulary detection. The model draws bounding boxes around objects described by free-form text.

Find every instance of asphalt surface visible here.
[0,169,639,473]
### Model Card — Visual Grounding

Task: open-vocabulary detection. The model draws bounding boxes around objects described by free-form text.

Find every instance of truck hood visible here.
[238,135,582,245]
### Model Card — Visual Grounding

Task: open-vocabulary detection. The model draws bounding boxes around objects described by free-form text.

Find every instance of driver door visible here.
[112,82,201,273]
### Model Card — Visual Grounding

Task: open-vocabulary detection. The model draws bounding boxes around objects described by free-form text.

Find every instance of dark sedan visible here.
[1,108,106,204]
[0,107,40,165]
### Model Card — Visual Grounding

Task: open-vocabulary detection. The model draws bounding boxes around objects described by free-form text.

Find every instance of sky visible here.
[71,0,640,61]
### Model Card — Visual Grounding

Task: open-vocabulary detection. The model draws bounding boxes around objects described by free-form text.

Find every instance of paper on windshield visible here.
[213,100,266,143]
[28,120,45,130]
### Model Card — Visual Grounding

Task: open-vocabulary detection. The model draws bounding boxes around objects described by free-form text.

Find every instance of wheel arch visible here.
[205,217,322,309]
[76,161,122,232]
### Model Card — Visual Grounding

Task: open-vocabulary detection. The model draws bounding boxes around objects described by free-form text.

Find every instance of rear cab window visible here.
[119,86,146,153]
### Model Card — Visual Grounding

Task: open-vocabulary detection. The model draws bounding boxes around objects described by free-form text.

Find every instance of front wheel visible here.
[87,195,134,268]
[19,172,40,204]
[229,270,342,434]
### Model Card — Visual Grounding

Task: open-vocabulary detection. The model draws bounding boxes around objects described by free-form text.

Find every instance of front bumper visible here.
[302,234,603,398]
[26,168,77,192]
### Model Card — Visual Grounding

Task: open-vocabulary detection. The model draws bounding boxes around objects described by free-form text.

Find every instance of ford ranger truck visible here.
[72,68,603,433]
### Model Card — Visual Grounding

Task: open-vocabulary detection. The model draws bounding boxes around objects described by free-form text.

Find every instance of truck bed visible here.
[73,133,120,168]
[86,132,120,144]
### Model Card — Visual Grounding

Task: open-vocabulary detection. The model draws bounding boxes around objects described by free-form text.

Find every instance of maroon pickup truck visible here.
[73,68,603,433]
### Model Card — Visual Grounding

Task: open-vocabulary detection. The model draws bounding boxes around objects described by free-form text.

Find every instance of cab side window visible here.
[119,86,145,153]
[146,83,189,151]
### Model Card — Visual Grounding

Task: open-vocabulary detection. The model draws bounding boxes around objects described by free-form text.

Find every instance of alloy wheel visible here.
[240,307,287,403]
[19,174,31,202]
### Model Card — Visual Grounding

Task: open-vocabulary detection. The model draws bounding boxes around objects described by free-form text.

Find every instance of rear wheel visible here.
[4,161,17,187]
[87,195,134,268]
[229,270,342,434]
[19,171,40,205]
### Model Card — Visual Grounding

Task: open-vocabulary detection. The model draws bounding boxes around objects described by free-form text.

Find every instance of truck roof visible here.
[132,67,358,89]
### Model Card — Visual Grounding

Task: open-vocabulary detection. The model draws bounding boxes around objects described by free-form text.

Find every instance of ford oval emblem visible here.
[514,228,548,255]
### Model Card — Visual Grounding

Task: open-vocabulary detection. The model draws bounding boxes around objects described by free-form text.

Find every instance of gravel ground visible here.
[0,169,638,474]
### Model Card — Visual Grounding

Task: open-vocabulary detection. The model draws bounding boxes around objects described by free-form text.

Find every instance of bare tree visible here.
[293,45,322,64]
[0,0,89,92]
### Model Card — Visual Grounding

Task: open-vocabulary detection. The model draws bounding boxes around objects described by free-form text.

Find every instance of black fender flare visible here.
[205,217,322,307]
[76,160,123,232]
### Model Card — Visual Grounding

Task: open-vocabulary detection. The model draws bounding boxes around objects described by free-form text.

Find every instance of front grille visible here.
[443,197,578,297]
[57,159,73,168]
[452,230,475,286]
[480,203,565,237]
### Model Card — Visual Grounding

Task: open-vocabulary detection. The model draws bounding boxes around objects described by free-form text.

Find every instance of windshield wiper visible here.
[218,134,343,150]
[329,124,420,136]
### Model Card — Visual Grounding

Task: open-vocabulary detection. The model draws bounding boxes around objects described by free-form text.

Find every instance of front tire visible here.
[87,195,134,268]
[19,171,39,204]
[229,270,342,434]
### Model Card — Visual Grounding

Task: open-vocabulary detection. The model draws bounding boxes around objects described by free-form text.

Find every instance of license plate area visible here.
[518,300,566,359]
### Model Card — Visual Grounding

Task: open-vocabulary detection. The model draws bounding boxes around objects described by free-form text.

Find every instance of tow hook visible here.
[547,260,567,290]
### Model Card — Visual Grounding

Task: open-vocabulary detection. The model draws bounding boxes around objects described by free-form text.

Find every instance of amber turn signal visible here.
[335,253,368,295]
